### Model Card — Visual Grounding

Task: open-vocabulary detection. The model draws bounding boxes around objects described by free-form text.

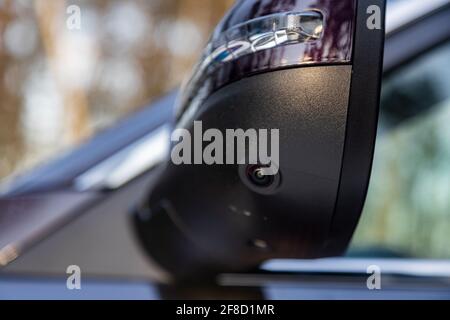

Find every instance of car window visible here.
[351,41,450,259]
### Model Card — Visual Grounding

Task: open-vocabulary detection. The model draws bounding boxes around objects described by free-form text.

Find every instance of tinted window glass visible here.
[351,41,450,259]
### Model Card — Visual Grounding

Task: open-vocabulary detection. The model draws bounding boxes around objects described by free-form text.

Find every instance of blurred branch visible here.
[34,0,90,144]
[0,0,24,179]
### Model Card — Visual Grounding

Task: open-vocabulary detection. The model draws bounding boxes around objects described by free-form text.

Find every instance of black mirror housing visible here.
[134,0,386,281]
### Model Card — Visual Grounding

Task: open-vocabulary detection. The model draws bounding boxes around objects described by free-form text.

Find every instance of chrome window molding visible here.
[261,258,450,278]
[386,0,450,35]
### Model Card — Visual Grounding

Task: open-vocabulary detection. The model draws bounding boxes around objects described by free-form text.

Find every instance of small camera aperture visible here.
[246,165,275,187]
[239,164,281,195]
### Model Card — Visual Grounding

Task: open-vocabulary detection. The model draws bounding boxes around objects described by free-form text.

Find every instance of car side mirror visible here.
[135,0,386,281]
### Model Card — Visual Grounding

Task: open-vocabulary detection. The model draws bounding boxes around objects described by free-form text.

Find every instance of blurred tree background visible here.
[0,0,233,180]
